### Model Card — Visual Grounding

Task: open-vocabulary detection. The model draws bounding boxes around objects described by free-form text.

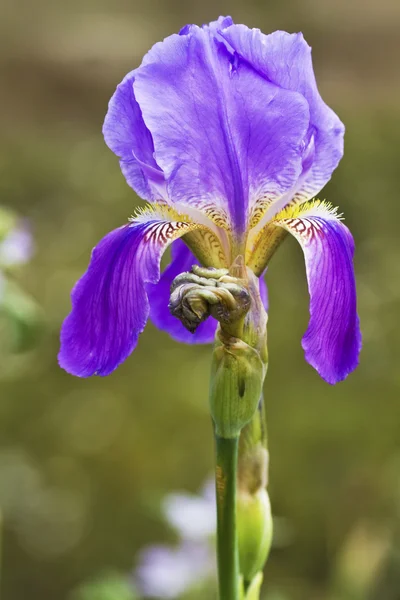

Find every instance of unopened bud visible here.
[168,266,250,335]
[169,262,268,439]
[209,335,266,438]
[237,488,273,584]
[241,572,263,600]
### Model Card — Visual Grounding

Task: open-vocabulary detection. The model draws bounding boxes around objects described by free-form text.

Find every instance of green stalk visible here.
[215,434,240,600]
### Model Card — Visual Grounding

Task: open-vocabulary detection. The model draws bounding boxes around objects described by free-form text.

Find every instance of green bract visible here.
[210,337,266,438]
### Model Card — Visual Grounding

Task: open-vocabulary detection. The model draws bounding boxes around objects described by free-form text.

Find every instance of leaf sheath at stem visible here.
[215,435,240,600]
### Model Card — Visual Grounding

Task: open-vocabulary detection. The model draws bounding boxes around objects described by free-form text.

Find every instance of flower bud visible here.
[241,572,263,600]
[209,335,266,438]
[237,488,273,584]
[170,262,268,438]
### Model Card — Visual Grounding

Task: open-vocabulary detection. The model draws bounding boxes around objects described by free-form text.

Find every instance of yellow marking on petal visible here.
[130,202,229,268]
[246,199,342,276]
[246,223,288,276]
[248,198,275,229]
[171,201,232,265]
[184,228,229,268]
[130,202,193,225]
[141,219,198,249]
[274,199,343,222]
[200,204,231,231]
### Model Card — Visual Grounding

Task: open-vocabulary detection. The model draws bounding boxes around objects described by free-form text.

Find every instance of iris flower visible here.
[59,16,361,384]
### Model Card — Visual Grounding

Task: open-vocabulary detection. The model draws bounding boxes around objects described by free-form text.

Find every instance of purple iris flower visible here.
[59,16,361,384]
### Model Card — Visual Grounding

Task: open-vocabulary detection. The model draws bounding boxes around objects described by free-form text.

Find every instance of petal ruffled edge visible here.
[220,26,345,206]
[102,71,166,200]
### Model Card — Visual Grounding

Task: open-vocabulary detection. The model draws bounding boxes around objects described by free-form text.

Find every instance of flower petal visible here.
[221,26,345,205]
[179,15,234,36]
[148,239,218,344]
[259,274,268,312]
[206,15,234,32]
[275,202,361,384]
[103,71,166,200]
[134,25,309,235]
[59,211,197,377]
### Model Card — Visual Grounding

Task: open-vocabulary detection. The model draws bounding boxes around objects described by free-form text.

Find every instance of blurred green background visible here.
[0,0,400,598]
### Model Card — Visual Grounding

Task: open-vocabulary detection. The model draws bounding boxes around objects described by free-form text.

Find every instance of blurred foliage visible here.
[0,207,43,355]
[69,571,137,600]
[0,0,399,599]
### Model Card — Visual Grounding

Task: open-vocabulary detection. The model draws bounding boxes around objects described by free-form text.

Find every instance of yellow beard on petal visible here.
[245,199,342,276]
[131,202,230,269]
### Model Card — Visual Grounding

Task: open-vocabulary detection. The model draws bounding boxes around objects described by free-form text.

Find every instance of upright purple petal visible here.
[221,26,344,204]
[59,215,195,377]
[134,26,309,235]
[206,16,234,31]
[180,16,234,36]
[275,204,361,384]
[103,71,166,200]
[147,239,218,344]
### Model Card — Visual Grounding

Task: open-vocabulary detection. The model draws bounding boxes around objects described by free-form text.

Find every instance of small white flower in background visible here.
[0,211,42,354]
[136,542,214,599]
[135,479,216,599]
[0,220,34,304]
[162,478,216,541]
[0,221,33,269]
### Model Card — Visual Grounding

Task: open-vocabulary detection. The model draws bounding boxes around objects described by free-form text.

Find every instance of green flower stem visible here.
[215,434,240,600]
[168,262,269,599]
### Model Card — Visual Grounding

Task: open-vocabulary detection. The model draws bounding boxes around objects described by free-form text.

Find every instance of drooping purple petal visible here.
[147,239,218,344]
[276,206,361,384]
[103,71,166,200]
[59,215,195,377]
[133,25,309,235]
[220,26,344,205]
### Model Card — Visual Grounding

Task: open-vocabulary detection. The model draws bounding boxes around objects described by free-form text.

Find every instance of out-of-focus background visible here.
[0,0,399,599]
